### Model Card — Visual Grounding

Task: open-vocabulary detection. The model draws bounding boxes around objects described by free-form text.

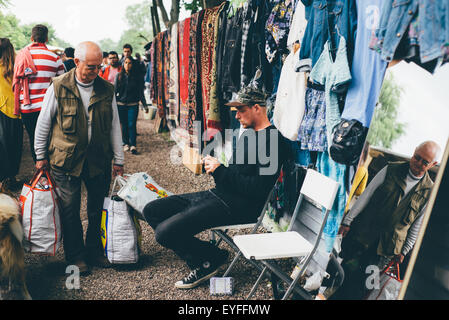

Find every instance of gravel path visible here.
[16,113,280,300]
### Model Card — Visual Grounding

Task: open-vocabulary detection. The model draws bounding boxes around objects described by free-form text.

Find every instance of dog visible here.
[0,193,31,300]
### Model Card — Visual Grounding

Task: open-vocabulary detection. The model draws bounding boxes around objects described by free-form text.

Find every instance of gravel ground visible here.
[14,112,286,300]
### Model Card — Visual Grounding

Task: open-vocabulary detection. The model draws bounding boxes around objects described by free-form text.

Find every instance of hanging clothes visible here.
[243,0,273,94]
[179,17,191,145]
[309,36,352,152]
[341,0,388,128]
[316,151,347,253]
[187,11,205,149]
[163,30,171,116]
[240,1,252,89]
[169,22,180,125]
[265,0,295,64]
[298,0,357,73]
[273,1,307,141]
[371,0,448,66]
[217,5,245,101]
[149,40,156,103]
[201,3,227,141]
[155,32,166,118]
[298,86,327,152]
[286,0,307,48]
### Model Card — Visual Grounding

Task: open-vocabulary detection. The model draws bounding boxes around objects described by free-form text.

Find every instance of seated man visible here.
[335,141,440,299]
[143,86,290,289]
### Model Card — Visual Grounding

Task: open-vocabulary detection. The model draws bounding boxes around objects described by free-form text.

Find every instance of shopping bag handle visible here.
[382,260,402,282]
[110,175,127,197]
[30,168,58,190]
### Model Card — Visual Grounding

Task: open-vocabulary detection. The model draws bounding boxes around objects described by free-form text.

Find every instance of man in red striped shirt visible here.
[18,24,64,162]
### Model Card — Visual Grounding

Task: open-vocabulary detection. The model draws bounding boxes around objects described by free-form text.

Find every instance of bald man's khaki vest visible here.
[48,68,114,177]
[349,162,433,257]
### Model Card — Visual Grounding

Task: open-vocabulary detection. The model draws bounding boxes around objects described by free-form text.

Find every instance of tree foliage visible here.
[366,73,407,149]
[0,10,72,50]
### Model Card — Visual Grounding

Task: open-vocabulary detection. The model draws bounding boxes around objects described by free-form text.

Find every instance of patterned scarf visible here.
[201,2,227,141]
[163,30,171,118]
[179,17,191,143]
[156,32,165,118]
[187,11,205,149]
[168,23,179,125]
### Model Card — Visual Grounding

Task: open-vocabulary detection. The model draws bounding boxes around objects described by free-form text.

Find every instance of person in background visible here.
[34,41,124,275]
[0,38,23,192]
[101,51,108,68]
[115,56,147,154]
[120,43,133,65]
[99,51,122,84]
[12,24,64,163]
[335,141,441,299]
[62,47,76,72]
[134,52,147,77]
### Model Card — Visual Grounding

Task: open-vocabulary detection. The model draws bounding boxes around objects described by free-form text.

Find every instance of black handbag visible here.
[330,119,368,166]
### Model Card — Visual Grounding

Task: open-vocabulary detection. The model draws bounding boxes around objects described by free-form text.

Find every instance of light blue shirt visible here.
[341,0,388,128]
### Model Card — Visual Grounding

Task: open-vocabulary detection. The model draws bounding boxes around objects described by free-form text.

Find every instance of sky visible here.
[386,61,449,161]
[5,0,176,46]
[6,0,449,159]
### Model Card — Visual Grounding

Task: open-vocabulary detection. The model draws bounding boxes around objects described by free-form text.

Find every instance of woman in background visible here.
[115,56,147,155]
[0,38,23,192]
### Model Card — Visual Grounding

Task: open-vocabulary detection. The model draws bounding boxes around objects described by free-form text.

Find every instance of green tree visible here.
[0,12,29,49]
[367,73,407,149]
[98,38,119,53]
[0,11,72,50]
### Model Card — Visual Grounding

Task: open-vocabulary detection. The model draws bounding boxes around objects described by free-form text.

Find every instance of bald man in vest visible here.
[334,141,441,299]
[34,41,124,275]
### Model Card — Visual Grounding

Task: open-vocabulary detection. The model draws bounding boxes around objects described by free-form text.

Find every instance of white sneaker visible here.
[123,145,130,152]
[130,146,137,154]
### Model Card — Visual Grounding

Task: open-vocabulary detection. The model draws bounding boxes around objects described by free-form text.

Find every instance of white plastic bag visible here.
[273,49,306,141]
[117,172,172,215]
[100,177,141,264]
[20,169,62,255]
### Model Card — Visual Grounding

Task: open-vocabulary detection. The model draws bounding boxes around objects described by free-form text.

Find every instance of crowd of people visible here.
[0,23,443,299]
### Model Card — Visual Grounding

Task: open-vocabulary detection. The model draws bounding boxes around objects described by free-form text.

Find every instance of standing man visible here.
[99,51,122,84]
[34,41,124,275]
[335,141,441,299]
[13,24,64,162]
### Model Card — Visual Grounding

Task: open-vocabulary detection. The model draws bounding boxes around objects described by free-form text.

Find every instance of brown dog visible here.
[0,193,31,300]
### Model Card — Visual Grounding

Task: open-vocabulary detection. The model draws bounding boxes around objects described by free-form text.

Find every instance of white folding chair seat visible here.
[234,232,313,260]
[233,169,339,300]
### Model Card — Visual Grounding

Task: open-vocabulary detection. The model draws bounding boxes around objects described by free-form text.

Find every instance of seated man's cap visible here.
[225,86,268,107]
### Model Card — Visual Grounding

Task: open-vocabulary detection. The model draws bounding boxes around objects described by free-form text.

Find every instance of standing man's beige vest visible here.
[348,162,433,257]
[49,68,114,177]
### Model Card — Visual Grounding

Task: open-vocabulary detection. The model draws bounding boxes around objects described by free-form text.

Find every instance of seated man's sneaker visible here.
[175,249,229,289]
[175,261,219,289]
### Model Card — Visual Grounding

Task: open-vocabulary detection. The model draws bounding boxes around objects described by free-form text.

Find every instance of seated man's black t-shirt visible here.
[211,125,290,218]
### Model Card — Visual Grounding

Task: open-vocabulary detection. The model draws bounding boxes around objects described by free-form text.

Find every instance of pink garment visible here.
[12,46,37,116]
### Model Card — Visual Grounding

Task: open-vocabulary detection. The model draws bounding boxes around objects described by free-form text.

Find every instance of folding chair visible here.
[209,187,276,276]
[233,169,339,300]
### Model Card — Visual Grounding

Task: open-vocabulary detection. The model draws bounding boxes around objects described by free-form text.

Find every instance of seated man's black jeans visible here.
[143,190,253,269]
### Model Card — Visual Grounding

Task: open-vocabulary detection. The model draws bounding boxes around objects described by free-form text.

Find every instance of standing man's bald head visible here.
[74,41,104,84]
[410,140,441,177]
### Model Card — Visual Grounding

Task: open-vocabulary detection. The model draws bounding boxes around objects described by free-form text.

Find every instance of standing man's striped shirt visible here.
[20,43,64,114]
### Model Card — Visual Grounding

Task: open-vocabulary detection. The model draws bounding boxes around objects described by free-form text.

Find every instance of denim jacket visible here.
[298,0,357,72]
[373,0,449,63]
